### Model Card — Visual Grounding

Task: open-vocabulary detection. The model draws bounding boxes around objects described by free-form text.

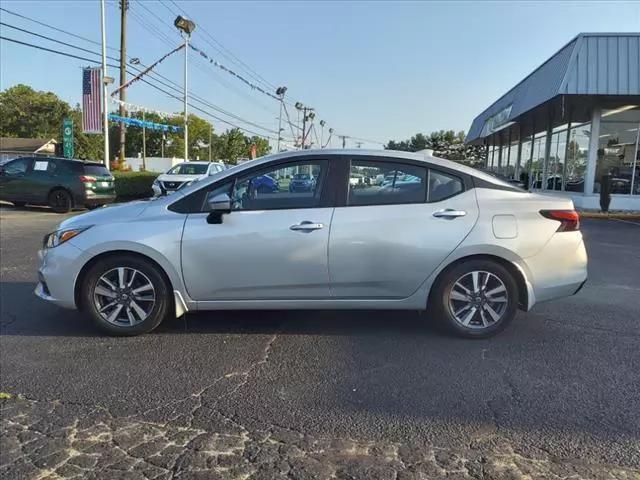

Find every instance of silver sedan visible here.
[35,150,587,338]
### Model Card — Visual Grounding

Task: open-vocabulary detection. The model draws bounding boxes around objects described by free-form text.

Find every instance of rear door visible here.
[328,158,479,298]
[28,158,58,203]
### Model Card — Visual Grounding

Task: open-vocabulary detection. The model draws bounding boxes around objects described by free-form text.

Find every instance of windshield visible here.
[293,173,311,180]
[168,163,208,175]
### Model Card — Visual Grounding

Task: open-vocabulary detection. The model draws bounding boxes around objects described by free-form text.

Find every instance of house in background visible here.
[0,137,58,163]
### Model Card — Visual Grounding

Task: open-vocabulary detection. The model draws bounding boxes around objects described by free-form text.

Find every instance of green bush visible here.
[113,171,159,200]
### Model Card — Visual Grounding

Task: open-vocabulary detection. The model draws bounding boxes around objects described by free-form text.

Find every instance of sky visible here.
[1,0,639,150]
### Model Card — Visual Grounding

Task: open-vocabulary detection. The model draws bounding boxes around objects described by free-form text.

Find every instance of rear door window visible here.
[348,160,428,206]
[428,170,464,202]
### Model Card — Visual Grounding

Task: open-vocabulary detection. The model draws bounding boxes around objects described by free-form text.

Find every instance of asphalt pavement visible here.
[1,204,639,479]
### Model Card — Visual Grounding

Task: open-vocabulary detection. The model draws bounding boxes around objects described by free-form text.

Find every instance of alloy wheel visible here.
[448,270,508,329]
[93,267,156,327]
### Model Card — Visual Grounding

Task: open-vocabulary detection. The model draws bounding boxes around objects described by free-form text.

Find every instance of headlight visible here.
[43,226,92,249]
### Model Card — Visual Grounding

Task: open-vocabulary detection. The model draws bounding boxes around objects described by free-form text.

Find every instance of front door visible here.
[181,159,334,301]
[328,159,479,298]
[0,157,34,202]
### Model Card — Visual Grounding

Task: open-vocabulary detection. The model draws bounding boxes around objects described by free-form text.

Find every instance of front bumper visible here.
[35,242,88,309]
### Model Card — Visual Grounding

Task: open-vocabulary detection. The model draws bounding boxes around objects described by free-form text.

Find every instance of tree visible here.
[213,128,247,163]
[0,84,71,139]
[385,129,485,164]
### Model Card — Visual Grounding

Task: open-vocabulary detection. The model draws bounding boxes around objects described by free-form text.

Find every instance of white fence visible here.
[124,157,184,173]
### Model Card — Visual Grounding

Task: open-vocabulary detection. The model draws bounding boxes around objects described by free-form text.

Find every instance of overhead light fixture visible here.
[129,58,141,65]
[319,120,326,127]
[174,15,196,35]
[602,105,638,118]
[295,102,303,110]
[276,86,287,96]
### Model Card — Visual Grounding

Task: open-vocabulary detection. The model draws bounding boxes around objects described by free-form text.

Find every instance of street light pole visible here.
[276,87,287,152]
[100,0,110,169]
[183,32,189,161]
[174,15,196,162]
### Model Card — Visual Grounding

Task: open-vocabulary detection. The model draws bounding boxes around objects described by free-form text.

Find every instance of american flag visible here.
[82,68,102,133]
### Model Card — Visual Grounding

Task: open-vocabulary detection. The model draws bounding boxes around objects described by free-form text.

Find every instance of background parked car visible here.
[0,156,115,213]
[152,161,225,196]
[288,173,315,192]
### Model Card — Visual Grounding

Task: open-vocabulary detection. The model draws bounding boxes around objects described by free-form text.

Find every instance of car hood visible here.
[58,200,151,230]
[157,173,206,182]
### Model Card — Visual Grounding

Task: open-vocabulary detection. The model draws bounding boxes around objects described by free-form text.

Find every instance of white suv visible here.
[152,161,225,196]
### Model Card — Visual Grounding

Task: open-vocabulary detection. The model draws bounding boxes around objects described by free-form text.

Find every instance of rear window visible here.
[83,164,111,176]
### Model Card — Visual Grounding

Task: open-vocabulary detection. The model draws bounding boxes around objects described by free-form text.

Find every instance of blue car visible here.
[289,173,315,192]
[251,174,279,193]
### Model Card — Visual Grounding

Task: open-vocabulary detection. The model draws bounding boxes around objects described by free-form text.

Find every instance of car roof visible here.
[244,149,514,187]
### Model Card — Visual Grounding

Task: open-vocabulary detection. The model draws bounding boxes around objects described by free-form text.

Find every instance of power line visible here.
[0,6,119,53]
[0,35,279,140]
[0,22,120,62]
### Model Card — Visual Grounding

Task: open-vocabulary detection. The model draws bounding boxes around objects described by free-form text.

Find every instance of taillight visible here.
[540,210,580,232]
[79,175,97,183]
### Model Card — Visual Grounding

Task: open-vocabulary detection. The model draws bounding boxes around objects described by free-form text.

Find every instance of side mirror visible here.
[206,192,231,224]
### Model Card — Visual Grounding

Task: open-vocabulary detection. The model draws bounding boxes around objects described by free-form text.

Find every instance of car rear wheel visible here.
[81,255,170,336]
[48,189,72,213]
[431,259,518,338]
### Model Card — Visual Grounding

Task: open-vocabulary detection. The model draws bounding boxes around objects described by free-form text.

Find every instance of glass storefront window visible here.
[565,123,590,193]
[595,106,640,195]
[503,142,518,179]
[519,137,532,186]
[547,130,567,191]
[529,132,547,189]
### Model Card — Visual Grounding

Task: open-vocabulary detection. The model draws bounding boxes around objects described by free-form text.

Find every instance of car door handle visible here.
[290,221,324,231]
[433,209,467,219]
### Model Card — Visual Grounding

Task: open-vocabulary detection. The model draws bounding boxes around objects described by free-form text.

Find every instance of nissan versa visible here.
[35,150,588,338]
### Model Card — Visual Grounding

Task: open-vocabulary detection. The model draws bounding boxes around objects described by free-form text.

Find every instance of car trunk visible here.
[83,164,115,194]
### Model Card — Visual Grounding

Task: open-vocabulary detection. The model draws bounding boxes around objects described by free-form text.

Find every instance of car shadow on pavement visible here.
[1,281,449,338]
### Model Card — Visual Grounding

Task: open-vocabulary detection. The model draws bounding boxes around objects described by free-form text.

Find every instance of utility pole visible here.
[118,0,128,164]
[100,0,110,169]
[208,125,212,161]
[340,135,347,148]
[301,107,315,150]
[355,141,363,148]
[161,132,165,158]
[142,111,146,170]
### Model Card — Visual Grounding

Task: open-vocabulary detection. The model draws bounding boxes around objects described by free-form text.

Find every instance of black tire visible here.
[430,259,518,339]
[48,189,72,213]
[12,201,27,207]
[81,255,171,336]
[85,204,101,210]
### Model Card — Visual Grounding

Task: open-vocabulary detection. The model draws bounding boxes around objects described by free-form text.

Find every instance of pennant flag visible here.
[82,67,102,134]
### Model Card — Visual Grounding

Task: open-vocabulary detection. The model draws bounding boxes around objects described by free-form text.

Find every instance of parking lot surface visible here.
[1,205,639,479]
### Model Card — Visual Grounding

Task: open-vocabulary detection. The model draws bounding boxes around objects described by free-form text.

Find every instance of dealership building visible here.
[466,32,640,210]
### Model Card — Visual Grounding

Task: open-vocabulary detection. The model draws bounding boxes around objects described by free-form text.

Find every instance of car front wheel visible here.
[81,255,171,336]
[431,259,518,338]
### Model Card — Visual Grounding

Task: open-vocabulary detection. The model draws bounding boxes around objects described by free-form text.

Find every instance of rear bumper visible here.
[523,231,588,306]
[83,192,116,206]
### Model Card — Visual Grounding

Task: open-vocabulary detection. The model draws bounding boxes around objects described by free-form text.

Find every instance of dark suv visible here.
[0,157,116,213]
